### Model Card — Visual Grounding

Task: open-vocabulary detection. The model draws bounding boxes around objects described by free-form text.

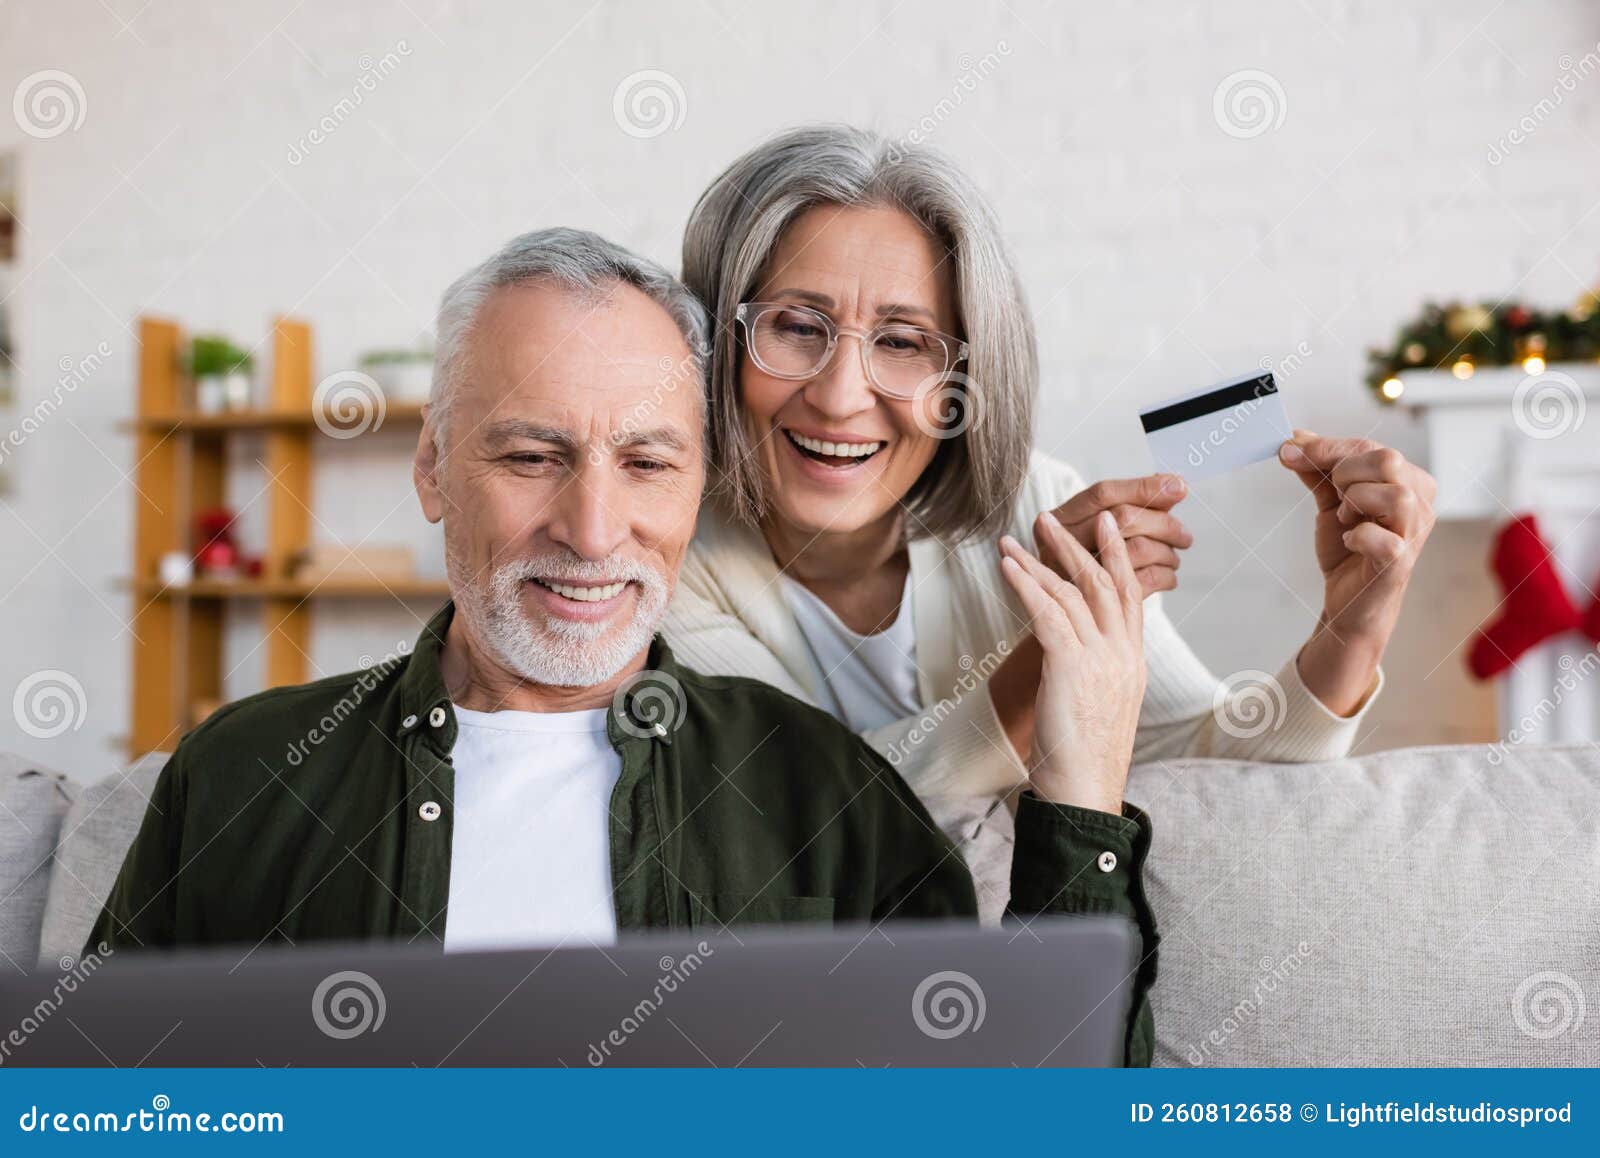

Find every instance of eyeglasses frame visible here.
[734,300,970,400]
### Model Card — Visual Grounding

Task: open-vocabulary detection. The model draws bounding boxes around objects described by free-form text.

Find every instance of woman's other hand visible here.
[1041,474,1192,599]
[1277,430,1436,715]
[999,510,1147,815]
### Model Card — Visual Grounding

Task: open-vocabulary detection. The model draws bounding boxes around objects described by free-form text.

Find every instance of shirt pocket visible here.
[687,891,835,931]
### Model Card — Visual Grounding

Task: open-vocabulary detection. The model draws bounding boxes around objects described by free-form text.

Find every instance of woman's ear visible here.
[414,411,445,525]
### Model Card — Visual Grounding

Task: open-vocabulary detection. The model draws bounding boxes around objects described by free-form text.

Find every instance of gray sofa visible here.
[4,743,1597,1065]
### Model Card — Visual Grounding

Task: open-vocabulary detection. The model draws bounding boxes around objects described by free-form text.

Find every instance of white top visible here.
[443,705,620,953]
[779,571,921,732]
[663,450,1384,798]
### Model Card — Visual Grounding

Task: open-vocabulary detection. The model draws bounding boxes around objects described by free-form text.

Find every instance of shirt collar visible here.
[605,638,684,750]
[393,602,457,746]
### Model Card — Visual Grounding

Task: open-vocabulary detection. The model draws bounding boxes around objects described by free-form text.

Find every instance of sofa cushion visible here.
[936,743,1600,1066]
[922,793,1014,927]
[1132,743,1600,1066]
[36,753,167,968]
[1137,742,1600,1066]
[0,753,75,971]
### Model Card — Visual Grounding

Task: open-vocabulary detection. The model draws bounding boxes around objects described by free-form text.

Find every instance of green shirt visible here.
[91,603,1159,1064]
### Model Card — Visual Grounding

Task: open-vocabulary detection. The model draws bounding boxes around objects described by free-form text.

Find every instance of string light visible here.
[1380,377,1404,400]
[1522,356,1546,374]
[1451,359,1475,379]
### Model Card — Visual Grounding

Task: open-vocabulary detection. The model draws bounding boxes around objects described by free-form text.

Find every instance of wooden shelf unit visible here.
[132,577,451,600]
[127,316,440,757]
[130,402,427,432]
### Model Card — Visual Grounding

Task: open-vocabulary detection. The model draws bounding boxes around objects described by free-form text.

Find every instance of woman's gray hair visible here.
[430,226,710,448]
[682,124,1036,543]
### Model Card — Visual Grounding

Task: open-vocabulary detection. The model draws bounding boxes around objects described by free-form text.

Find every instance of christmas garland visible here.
[1367,289,1600,403]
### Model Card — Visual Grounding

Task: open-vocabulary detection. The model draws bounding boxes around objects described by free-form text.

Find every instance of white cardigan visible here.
[662,451,1382,798]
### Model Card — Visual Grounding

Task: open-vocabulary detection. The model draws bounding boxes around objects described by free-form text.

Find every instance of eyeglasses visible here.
[735,301,969,401]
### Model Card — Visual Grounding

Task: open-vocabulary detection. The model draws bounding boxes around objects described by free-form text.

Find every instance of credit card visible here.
[1139,370,1293,480]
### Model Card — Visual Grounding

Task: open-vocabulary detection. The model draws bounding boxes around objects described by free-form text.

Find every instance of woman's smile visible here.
[783,428,886,461]
[775,422,892,490]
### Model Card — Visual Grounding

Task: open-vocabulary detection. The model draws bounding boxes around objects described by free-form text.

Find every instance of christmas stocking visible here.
[1468,514,1582,680]
[1584,585,1600,644]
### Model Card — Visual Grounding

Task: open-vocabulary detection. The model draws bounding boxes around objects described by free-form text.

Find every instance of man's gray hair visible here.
[682,124,1036,543]
[430,227,710,446]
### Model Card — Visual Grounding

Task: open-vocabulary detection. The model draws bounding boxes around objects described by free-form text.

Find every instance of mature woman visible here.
[664,124,1436,813]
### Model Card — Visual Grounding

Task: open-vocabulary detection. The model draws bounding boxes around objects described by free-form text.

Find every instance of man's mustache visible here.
[493,552,668,593]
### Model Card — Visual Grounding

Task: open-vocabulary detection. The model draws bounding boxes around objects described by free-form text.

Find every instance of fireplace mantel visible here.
[1400,363,1600,744]
[1398,363,1600,520]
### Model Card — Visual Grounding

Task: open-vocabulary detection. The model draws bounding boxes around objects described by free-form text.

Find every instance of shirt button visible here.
[428,706,447,728]
[418,801,442,822]
[401,714,418,729]
[1097,851,1117,873]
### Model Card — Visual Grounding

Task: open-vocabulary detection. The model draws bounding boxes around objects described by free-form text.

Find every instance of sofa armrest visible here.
[0,754,75,971]
[37,753,167,968]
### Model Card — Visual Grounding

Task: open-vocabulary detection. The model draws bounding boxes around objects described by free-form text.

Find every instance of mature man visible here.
[91,229,1158,1063]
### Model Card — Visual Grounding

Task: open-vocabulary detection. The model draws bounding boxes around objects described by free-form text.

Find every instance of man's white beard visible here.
[449,547,670,688]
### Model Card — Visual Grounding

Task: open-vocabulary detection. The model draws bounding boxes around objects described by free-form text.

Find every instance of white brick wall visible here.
[5,0,1599,774]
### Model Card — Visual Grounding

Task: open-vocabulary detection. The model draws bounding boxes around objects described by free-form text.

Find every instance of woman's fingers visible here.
[1124,536,1180,599]
[1285,432,1438,509]
[999,536,1085,648]
[1067,505,1192,550]
[1278,434,1341,511]
[1035,512,1125,634]
[1002,534,1096,640]
[1136,565,1179,595]
[1335,481,1422,533]
[999,556,1072,647]
[1094,509,1144,631]
[1342,520,1411,570]
[1125,536,1182,573]
[1055,475,1187,524]
[1327,444,1411,491]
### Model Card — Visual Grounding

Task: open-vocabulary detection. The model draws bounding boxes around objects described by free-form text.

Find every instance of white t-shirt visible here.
[779,573,922,733]
[443,704,621,953]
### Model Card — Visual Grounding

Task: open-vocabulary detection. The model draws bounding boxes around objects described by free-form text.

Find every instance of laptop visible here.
[0,917,1136,1067]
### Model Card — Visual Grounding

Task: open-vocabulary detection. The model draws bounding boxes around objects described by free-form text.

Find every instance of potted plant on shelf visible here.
[190,335,255,413]
[359,347,435,404]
